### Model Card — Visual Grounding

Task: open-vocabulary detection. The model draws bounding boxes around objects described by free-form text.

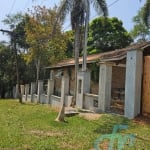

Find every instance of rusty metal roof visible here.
[47,41,150,69]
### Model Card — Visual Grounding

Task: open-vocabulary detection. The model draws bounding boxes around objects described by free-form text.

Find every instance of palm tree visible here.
[142,0,150,26]
[56,0,108,106]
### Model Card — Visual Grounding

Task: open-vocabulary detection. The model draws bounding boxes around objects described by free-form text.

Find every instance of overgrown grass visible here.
[0,100,150,150]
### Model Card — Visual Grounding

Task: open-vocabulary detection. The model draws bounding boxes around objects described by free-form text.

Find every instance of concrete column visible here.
[20,85,25,102]
[31,82,36,102]
[98,63,112,112]
[61,76,66,106]
[125,50,143,119]
[50,70,54,80]
[37,80,43,103]
[13,86,16,98]
[64,75,69,106]
[46,79,54,104]
[25,84,30,101]
[20,85,25,95]
[76,70,91,109]
[15,84,19,99]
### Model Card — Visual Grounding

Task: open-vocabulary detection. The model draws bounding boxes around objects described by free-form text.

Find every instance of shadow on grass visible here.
[93,114,130,134]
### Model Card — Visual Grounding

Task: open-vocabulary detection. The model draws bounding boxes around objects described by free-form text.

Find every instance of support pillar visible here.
[125,50,143,119]
[13,86,16,98]
[31,82,36,102]
[15,84,19,99]
[37,80,43,103]
[20,85,25,95]
[47,79,54,104]
[98,63,112,112]
[76,70,91,109]
[64,75,69,106]
[61,76,66,105]
[25,84,29,102]
[20,85,25,102]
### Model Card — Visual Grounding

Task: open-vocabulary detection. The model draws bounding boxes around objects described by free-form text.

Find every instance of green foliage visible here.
[2,13,28,49]
[2,13,23,29]
[90,61,99,82]
[25,6,67,65]
[14,15,29,50]
[2,13,31,95]
[24,6,68,82]
[0,43,15,98]
[0,42,36,98]
[88,17,133,53]
[142,0,150,27]
[64,30,74,58]
[130,6,150,41]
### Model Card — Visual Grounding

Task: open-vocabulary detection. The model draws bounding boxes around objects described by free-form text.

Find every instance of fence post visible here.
[47,79,54,104]
[37,80,43,103]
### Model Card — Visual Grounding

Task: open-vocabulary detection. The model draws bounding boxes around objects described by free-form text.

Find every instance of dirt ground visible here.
[79,112,102,120]
[133,115,150,125]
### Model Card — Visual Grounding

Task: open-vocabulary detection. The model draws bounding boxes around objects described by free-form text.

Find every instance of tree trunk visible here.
[35,58,41,93]
[55,103,65,122]
[55,76,65,122]
[14,39,22,103]
[70,24,80,107]
[82,10,89,71]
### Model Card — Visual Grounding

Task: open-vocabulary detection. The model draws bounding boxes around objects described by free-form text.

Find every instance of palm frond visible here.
[142,0,150,27]
[91,0,108,17]
[52,0,72,36]
[57,0,73,23]
[71,0,85,29]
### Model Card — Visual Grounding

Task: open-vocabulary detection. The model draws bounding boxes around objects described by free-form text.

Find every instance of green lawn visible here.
[0,100,150,150]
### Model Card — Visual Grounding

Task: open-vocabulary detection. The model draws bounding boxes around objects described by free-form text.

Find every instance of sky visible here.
[0,0,146,42]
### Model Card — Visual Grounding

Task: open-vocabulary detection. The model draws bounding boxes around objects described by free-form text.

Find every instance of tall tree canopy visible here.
[2,13,25,101]
[142,0,150,27]
[0,42,15,98]
[130,7,150,42]
[88,17,133,54]
[25,6,67,83]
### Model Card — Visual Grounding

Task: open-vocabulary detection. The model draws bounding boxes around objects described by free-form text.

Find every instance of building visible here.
[21,41,150,119]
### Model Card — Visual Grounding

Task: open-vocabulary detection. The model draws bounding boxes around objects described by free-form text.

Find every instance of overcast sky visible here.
[0,0,146,42]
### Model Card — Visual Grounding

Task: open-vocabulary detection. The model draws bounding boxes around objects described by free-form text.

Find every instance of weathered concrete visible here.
[40,94,47,104]
[15,84,19,99]
[20,85,25,102]
[20,85,25,95]
[83,93,100,112]
[125,50,143,119]
[13,86,16,98]
[37,80,43,103]
[64,76,69,106]
[25,84,30,102]
[61,76,66,106]
[76,70,91,109]
[47,79,54,104]
[51,95,61,107]
[98,63,112,112]
[30,82,36,102]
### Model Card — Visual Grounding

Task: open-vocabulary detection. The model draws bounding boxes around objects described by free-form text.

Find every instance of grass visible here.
[0,99,150,150]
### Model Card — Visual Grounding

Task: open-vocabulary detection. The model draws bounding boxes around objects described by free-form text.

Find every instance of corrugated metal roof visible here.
[46,41,150,69]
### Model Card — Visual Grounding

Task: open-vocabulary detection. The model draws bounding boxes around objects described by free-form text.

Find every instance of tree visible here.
[14,16,29,52]
[130,7,150,41]
[64,30,74,58]
[56,0,108,108]
[0,42,15,98]
[88,17,133,54]
[25,6,67,90]
[142,0,150,27]
[2,13,24,102]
